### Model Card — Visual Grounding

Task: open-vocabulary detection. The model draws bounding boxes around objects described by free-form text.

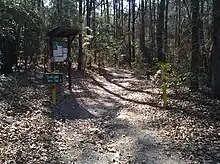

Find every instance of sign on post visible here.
[43,73,63,105]
[43,73,63,84]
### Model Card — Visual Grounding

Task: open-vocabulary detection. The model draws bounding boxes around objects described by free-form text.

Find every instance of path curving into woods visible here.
[52,67,190,164]
[2,67,219,163]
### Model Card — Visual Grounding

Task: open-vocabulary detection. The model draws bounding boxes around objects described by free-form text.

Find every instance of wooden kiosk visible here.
[46,26,79,92]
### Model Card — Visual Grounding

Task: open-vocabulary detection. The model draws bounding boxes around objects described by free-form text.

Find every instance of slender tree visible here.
[164,0,169,54]
[128,0,132,67]
[78,0,83,70]
[190,0,200,89]
[156,0,166,62]
[211,0,220,96]
[140,0,145,58]
[132,0,135,62]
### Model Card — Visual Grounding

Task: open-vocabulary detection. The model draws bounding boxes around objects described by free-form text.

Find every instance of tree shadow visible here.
[47,93,96,122]
[141,91,220,163]
[145,112,220,163]
[94,68,158,95]
[168,90,220,122]
[0,77,66,163]
[103,117,181,164]
[47,69,126,121]
[87,73,160,108]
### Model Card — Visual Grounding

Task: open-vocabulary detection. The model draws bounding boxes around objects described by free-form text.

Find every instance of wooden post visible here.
[67,36,72,91]
[52,84,56,105]
[50,37,55,72]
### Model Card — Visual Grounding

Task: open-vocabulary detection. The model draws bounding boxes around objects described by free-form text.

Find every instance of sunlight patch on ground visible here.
[110,72,133,78]
[126,92,154,101]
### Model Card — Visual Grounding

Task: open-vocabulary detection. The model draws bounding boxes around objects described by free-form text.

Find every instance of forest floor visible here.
[0,67,220,163]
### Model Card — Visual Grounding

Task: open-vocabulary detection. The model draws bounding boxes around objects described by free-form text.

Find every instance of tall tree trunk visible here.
[140,0,146,62]
[149,0,153,56]
[164,0,169,54]
[86,0,92,34]
[190,0,200,89]
[93,0,97,64]
[121,0,123,34]
[78,0,83,70]
[132,0,135,62]
[156,0,166,62]
[152,0,156,58]
[200,0,207,72]
[101,0,103,16]
[113,0,116,37]
[211,0,220,96]
[128,0,132,67]
[57,0,63,23]
[106,0,110,24]
[115,0,118,38]
[175,0,181,48]
[83,0,86,15]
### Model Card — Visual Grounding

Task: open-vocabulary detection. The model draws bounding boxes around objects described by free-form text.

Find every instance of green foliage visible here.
[159,62,171,71]
[0,1,44,60]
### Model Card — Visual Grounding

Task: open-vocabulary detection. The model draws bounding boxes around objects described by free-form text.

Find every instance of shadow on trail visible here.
[52,96,96,121]
[89,74,160,108]
[96,68,159,96]
[142,91,220,163]
[48,69,124,121]
[168,91,220,122]
[44,71,96,121]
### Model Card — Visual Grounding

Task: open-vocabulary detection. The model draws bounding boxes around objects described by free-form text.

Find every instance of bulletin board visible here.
[52,41,68,62]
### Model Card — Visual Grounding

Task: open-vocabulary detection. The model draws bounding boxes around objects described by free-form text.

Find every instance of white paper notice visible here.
[57,46,63,57]
[63,48,68,54]
[53,50,58,57]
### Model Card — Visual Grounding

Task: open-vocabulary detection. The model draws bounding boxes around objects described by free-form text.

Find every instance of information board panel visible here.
[52,41,68,62]
[43,73,63,84]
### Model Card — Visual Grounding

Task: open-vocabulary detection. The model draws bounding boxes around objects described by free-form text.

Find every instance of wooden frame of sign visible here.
[46,26,80,91]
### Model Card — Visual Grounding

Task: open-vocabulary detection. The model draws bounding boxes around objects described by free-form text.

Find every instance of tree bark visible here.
[156,0,166,62]
[128,0,132,67]
[211,0,220,96]
[78,0,83,70]
[190,0,200,89]
[132,0,135,62]
[164,0,169,54]
[93,0,97,64]
[140,0,145,54]
[106,0,110,24]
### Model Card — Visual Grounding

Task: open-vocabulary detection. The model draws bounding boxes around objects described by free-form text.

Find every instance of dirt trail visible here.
[53,67,189,164]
